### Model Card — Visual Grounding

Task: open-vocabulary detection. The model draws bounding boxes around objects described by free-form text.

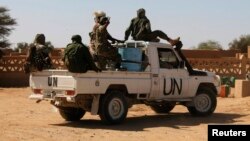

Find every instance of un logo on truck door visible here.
[48,77,58,87]
[163,78,182,95]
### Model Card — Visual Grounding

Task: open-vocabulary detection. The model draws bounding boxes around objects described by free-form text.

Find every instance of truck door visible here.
[157,48,190,99]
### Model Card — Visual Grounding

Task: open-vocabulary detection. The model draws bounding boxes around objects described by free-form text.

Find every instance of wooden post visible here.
[240,54,246,79]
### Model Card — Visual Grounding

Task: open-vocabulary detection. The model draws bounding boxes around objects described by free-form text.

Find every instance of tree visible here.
[0,7,16,48]
[194,40,223,50]
[13,41,54,53]
[14,42,29,52]
[229,35,250,53]
[45,41,54,51]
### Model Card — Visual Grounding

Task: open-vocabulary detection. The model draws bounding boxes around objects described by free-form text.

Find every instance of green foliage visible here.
[229,35,250,53]
[45,41,54,51]
[14,41,54,52]
[14,42,29,52]
[194,40,223,50]
[0,7,16,48]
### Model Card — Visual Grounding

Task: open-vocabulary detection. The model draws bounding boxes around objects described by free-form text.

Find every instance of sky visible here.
[1,0,250,49]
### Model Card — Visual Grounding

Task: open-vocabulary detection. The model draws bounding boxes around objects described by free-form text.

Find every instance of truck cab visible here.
[29,41,221,124]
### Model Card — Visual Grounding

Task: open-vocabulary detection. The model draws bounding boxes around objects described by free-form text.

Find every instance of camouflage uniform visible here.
[89,11,106,56]
[125,8,180,45]
[25,34,53,73]
[34,43,53,69]
[63,35,100,73]
[94,19,121,70]
[89,23,99,56]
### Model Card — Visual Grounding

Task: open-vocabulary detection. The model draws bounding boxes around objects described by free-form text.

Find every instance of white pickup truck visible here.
[29,41,220,124]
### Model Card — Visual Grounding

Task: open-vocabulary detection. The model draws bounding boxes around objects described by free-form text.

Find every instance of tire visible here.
[99,90,128,124]
[150,102,176,113]
[187,87,217,116]
[58,107,86,121]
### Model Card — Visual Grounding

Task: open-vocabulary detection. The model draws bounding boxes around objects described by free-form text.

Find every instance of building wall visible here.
[182,49,241,58]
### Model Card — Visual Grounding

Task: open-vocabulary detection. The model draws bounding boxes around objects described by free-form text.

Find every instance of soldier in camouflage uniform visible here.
[24,34,53,73]
[94,16,124,70]
[89,11,106,56]
[63,35,101,73]
[125,8,180,46]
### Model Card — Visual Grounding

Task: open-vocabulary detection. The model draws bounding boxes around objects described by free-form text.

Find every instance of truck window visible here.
[158,48,179,69]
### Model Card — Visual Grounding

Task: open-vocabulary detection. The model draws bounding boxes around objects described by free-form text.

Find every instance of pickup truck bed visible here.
[30,70,151,95]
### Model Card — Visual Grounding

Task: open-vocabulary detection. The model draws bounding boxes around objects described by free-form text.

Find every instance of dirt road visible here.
[0,88,249,141]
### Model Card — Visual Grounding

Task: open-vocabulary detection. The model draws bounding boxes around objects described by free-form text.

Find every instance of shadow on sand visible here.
[50,112,246,131]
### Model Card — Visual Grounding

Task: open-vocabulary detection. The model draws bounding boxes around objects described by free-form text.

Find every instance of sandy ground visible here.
[0,88,250,141]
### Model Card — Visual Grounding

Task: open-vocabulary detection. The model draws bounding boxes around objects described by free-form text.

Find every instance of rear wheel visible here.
[58,107,85,121]
[99,90,128,124]
[150,102,176,113]
[187,87,217,116]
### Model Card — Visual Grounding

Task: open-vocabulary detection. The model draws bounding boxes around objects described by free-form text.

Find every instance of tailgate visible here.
[30,75,75,90]
[29,71,76,100]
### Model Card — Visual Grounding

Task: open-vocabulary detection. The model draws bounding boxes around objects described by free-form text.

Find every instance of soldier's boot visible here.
[169,37,180,46]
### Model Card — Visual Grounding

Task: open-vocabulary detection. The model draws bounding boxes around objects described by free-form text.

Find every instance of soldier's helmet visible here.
[34,34,46,45]
[93,10,106,19]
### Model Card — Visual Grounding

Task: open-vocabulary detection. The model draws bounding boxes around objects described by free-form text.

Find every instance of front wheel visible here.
[187,87,217,116]
[58,107,86,121]
[99,90,128,124]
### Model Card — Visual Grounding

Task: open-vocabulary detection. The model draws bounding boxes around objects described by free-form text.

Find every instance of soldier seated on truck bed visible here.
[62,35,101,73]
[24,34,53,73]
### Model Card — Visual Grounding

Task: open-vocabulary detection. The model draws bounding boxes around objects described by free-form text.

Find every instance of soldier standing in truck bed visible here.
[89,11,106,56]
[125,8,180,46]
[94,15,124,70]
